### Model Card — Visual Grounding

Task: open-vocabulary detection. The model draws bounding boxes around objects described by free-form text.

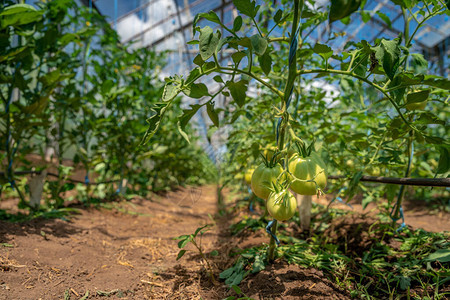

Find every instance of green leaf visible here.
[178,104,202,143]
[345,171,363,201]
[360,11,371,23]
[260,51,272,76]
[410,53,428,73]
[232,285,242,295]
[182,83,210,99]
[193,54,205,66]
[199,26,221,60]
[376,11,391,28]
[162,81,181,102]
[373,38,401,80]
[233,0,260,18]
[207,102,219,127]
[426,249,450,263]
[176,250,187,260]
[178,236,192,248]
[436,146,449,174]
[274,9,283,23]
[231,51,247,65]
[329,0,362,23]
[210,250,219,256]
[233,16,242,32]
[227,80,248,107]
[406,90,429,104]
[313,43,333,61]
[141,102,169,144]
[250,34,267,56]
[0,4,43,28]
[213,75,224,83]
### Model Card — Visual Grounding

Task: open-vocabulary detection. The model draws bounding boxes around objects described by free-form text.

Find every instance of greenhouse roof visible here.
[85,0,449,77]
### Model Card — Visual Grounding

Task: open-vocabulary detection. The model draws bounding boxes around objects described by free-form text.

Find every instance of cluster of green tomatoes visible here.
[244,144,327,222]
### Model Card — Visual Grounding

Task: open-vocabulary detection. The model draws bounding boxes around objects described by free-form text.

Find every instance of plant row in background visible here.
[0,0,216,216]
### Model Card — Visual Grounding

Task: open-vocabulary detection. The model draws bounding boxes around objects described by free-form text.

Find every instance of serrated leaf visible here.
[227,80,248,107]
[141,103,169,145]
[373,38,401,80]
[313,43,333,61]
[233,0,259,18]
[406,90,429,104]
[162,81,181,102]
[233,16,242,32]
[177,104,202,143]
[207,102,219,127]
[376,11,391,28]
[250,34,267,56]
[199,26,221,60]
[176,250,187,260]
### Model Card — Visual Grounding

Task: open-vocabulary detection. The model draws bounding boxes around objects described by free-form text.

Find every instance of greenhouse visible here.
[1,0,449,299]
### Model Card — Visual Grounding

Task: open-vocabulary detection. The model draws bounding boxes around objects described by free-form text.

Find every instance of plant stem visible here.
[267,0,301,263]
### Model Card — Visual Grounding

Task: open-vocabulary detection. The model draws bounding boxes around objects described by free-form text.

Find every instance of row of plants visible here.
[155,0,449,298]
[0,0,216,216]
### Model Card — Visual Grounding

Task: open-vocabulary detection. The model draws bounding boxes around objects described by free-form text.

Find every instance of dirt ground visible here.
[0,185,449,300]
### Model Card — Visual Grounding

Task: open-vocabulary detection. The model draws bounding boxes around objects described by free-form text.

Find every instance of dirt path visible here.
[1,186,449,299]
[0,186,221,299]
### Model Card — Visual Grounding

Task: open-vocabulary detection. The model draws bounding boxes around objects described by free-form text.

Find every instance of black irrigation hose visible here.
[1,171,449,187]
[328,175,450,187]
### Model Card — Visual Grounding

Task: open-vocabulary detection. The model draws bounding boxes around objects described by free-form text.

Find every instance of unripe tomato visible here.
[267,190,297,221]
[366,166,381,176]
[345,159,354,168]
[251,163,283,200]
[406,100,427,111]
[244,168,254,185]
[288,153,327,195]
[263,146,277,161]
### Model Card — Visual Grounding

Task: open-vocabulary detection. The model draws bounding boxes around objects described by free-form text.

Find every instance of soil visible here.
[0,185,449,300]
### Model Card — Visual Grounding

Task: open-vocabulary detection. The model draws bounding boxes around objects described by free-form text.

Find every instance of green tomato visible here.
[406,100,427,111]
[251,163,283,200]
[345,159,354,168]
[288,153,327,195]
[267,189,297,221]
[366,166,381,176]
[244,168,254,185]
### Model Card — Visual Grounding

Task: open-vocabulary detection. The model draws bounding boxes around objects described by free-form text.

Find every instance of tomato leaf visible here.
[406,90,429,104]
[0,4,43,28]
[227,80,248,107]
[329,0,362,23]
[376,11,392,28]
[206,102,219,127]
[232,0,260,18]
[182,83,210,99]
[274,9,283,23]
[436,146,449,174]
[231,51,247,65]
[250,34,267,56]
[199,26,221,60]
[141,102,170,145]
[313,43,333,61]
[373,38,401,80]
[162,81,181,102]
[177,104,202,143]
[426,249,450,263]
[193,54,205,66]
[232,16,242,32]
[260,51,272,76]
